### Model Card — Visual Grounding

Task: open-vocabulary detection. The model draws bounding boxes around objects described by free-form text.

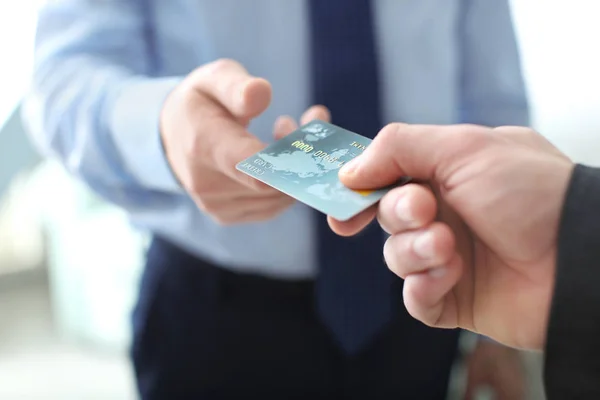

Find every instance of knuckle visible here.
[187,176,208,197]
[185,124,217,164]
[377,194,402,230]
[179,83,203,114]
[206,58,240,76]
[412,309,436,328]
[442,124,491,156]
[211,215,236,226]
[186,132,206,160]
[305,105,331,123]
[249,197,292,221]
[258,211,281,223]
[319,105,332,121]
[383,239,400,275]
[203,202,221,214]
[377,123,403,142]
[402,286,434,326]
[189,58,244,94]
[266,202,290,218]
[384,234,419,279]
[493,125,534,134]
[237,173,272,194]
[178,106,213,161]
[376,214,393,235]
[452,124,488,144]
[233,168,263,191]
[194,196,221,215]
[193,197,209,212]
[178,78,202,104]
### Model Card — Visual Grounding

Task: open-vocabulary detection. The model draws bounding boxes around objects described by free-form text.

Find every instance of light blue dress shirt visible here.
[23,0,529,280]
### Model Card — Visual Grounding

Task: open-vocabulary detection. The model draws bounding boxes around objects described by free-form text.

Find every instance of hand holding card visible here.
[236,120,411,221]
[160,59,331,225]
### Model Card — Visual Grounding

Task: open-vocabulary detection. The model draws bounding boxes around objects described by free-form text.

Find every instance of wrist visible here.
[159,84,185,189]
[108,76,184,193]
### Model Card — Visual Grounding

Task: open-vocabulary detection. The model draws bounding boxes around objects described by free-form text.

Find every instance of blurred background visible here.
[0,1,598,399]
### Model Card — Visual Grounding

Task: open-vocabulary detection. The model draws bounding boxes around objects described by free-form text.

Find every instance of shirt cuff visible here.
[108,76,183,193]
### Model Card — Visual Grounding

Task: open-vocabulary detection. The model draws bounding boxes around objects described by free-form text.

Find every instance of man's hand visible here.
[329,123,575,350]
[464,340,526,400]
[161,58,329,225]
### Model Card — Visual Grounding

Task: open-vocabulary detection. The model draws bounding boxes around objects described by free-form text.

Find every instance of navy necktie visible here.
[309,0,394,354]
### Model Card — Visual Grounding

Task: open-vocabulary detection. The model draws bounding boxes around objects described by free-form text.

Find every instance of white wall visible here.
[0,1,37,127]
[512,0,600,166]
[0,2,40,198]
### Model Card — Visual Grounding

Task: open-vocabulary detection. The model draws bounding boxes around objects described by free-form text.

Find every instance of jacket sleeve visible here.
[545,164,600,398]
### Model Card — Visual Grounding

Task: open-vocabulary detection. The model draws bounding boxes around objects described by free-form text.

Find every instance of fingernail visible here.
[428,267,447,279]
[413,231,435,259]
[341,157,361,175]
[394,195,413,224]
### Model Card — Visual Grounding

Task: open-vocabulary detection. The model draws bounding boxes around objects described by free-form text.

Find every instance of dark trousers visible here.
[131,236,460,399]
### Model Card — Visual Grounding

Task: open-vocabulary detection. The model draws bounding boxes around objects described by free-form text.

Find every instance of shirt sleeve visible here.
[458,0,530,127]
[22,0,185,212]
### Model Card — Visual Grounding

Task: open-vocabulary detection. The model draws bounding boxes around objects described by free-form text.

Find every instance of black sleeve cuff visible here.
[544,164,600,398]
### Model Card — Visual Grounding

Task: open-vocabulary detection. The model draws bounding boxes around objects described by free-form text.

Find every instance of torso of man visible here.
[130,0,482,278]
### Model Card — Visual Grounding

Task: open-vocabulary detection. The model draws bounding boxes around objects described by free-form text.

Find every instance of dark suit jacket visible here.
[545,164,600,398]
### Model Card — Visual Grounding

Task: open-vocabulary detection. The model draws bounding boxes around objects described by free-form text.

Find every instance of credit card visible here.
[236,120,411,221]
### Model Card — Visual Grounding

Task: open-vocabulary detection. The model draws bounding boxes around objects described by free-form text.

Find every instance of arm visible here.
[22,0,183,213]
[23,2,304,226]
[458,0,530,127]
[545,164,600,398]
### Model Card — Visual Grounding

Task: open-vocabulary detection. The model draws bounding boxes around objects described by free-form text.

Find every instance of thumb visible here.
[339,123,489,189]
[190,58,272,121]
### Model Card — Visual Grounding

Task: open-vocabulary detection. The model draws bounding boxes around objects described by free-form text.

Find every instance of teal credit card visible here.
[236,120,411,221]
